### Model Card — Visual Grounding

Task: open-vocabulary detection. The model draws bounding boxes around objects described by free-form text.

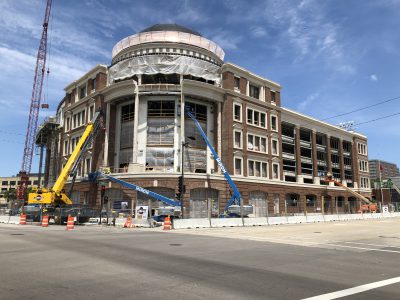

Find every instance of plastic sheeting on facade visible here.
[146,147,174,171]
[109,55,221,84]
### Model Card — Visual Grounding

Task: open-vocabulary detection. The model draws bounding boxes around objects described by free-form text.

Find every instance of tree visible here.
[4,189,16,203]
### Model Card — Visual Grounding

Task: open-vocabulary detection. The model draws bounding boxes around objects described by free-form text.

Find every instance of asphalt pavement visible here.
[1,219,400,300]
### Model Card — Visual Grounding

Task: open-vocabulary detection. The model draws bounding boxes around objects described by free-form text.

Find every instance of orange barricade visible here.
[163,215,172,230]
[369,204,377,213]
[124,216,134,228]
[19,214,27,225]
[41,215,49,227]
[66,215,75,230]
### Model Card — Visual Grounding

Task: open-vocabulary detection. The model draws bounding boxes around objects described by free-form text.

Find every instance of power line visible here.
[355,112,400,126]
[0,130,25,136]
[321,95,400,122]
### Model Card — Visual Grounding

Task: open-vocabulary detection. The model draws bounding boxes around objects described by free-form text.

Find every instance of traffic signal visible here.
[178,176,183,194]
[100,185,106,197]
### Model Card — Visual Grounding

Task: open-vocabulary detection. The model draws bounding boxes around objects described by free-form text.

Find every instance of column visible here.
[339,138,345,185]
[217,102,222,174]
[311,130,318,183]
[351,140,359,189]
[132,82,139,163]
[103,102,110,167]
[295,126,302,183]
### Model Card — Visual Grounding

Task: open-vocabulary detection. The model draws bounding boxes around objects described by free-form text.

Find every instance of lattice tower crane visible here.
[17,0,53,207]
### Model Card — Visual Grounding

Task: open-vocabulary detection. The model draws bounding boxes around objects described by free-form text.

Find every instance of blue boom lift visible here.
[185,109,253,217]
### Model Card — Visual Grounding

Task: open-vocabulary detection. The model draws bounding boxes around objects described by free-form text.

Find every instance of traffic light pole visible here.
[180,142,188,218]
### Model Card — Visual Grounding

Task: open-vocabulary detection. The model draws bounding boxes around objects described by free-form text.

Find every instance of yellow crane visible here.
[28,111,102,206]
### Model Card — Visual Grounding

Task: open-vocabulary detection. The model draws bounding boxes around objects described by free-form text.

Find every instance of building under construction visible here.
[41,24,372,217]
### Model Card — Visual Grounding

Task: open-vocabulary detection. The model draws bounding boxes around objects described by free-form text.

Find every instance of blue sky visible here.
[0,0,399,176]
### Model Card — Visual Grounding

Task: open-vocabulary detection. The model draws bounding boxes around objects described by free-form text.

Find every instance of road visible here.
[1,219,400,299]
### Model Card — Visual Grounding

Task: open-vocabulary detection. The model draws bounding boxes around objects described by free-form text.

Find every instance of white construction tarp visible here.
[109,55,221,84]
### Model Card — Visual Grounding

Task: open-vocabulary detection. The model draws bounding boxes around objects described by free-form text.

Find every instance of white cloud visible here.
[297,92,320,111]
[250,26,267,38]
[370,74,378,81]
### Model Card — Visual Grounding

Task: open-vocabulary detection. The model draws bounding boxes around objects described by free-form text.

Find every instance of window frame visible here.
[234,157,243,176]
[233,103,242,122]
[247,133,268,153]
[248,159,268,178]
[233,129,243,149]
[271,138,279,156]
[246,107,267,129]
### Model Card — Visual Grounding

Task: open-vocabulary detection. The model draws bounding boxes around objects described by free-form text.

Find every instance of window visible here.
[359,160,368,172]
[271,115,277,131]
[271,91,276,102]
[234,157,243,175]
[247,134,267,153]
[66,117,70,131]
[79,86,86,99]
[91,77,97,91]
[247,108,266,128]
[248,160,268,178]
[357,143,367,155]
[233,104,242,122]
[272,163,279,179]
[72,110,85,129]
[1,181,8,185]
[64,140,69,155]
[234,76,240,90]
[234,130,242,149]
[89,105,94,121]
[272,139,278,155]
[249,84,260,99]
[85,158,91,175]
[10,181,16,185]
[360,177,370,188]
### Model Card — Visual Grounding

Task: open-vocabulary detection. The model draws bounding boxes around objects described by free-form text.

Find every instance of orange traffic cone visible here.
[66,215,75,230]
[19,214,27,225]
[124,216,134,228]
[41,215,49,227]
[163,215,172,230]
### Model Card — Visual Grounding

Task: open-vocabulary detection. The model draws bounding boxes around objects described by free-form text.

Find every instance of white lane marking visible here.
[302,276,400,300]
[343,241,400,249]
[326,243,400,253]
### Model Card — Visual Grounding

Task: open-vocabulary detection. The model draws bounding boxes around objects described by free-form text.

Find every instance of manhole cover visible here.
[10,233,24,236]
[169,243,182,246]
[314,232,322,234]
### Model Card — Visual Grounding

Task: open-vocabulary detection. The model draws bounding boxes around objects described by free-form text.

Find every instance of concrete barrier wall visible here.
[243,217,268,226]
[287,216,307,224]
[306,215,325,223]
[268,216,288,225]
[173,218,211,229]
[0,216,20,224]
[211,218,243,228]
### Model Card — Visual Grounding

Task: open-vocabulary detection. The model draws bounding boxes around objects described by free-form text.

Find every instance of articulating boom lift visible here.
[185,109,253,217]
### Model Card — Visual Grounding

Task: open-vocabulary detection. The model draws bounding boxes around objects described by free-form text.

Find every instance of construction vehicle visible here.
[17,0,53,210]
[27,111,102,222]
[100,171,182,222]
[323,172,376,212]
[185,108,253,217]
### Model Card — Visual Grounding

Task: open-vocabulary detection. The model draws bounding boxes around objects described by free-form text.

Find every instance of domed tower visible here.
[102,24,227,211]
[109,23,224,85]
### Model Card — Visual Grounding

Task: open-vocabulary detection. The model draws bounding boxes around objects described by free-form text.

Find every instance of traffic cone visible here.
[41,215,49,227]
[66,215,75,230]
[124,216,134,228]
[163,215,172,230]
[19,214,26,225]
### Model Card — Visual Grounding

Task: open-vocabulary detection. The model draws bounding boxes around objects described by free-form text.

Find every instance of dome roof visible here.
[140,24,202,37]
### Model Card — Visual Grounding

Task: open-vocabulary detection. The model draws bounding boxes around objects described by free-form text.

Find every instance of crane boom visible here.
[18,0,53,204]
